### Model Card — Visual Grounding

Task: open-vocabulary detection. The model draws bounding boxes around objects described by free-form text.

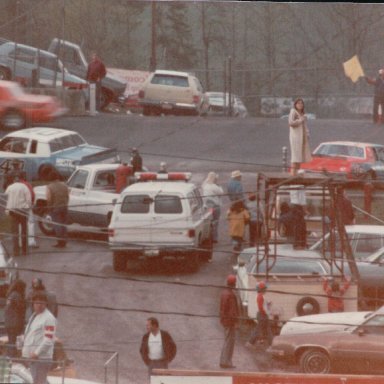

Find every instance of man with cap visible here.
[5,173,32,256]
[227,170,245,203]
[219,274,239,369]
[365,68,384,124]
[245,281,273,348]
[22,291,57,384]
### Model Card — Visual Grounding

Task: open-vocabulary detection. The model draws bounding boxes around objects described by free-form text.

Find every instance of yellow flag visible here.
[343,55,365,83]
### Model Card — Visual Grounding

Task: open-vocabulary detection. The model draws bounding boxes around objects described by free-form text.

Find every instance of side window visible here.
[93,171,115,189]
[9,47,35,64]
[155,195,182,214]
[38,54,59,72]
[67,169,88,189]
[121,195,150,214]
[355,233,383,258]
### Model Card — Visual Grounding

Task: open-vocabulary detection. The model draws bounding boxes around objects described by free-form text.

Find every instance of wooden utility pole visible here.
[150,1,157,71]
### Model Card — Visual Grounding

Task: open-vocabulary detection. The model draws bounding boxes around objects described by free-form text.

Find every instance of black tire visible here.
[113,251,126,272]
[36,201,55,236]
[0,67,10,80]
[299,349,331,374]
[38,164,56,181]
[1,109,25,130]
[296,296,320,316]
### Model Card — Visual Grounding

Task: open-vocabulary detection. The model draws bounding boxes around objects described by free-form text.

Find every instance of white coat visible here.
[288,108,312,163]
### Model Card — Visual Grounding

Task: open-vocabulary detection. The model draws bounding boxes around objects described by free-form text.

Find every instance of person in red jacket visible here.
[323,276,351,313]
[115,161,132,193]
[86,52,106,111]
[219,274,239,369]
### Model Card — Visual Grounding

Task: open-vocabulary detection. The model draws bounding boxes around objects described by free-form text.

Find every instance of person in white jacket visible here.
[22,291,56,384]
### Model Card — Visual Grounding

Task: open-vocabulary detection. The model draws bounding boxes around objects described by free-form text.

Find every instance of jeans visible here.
[249,221,263,245]
[30,359,52,384]
[248,312,273,346]
[51,207,68,244]
[10,210,28,256]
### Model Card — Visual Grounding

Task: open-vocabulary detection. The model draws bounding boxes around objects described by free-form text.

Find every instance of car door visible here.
[332,314,384,374]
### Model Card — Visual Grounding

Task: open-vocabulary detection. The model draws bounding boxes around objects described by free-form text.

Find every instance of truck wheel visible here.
[299,349,331,374]
[296,296,320,316]
[1,109,25,130]
[113,251,126,272]
[36,202,55,236]
[100,88,113,110]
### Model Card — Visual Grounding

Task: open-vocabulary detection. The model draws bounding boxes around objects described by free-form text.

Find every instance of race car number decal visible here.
[0,158,25,174]
[56,158,73,166]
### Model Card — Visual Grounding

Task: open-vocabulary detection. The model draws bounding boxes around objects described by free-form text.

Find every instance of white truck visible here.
[33,163,126,235]
[108,172,213,272]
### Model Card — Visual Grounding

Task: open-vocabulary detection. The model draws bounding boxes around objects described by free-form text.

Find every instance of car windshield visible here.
[49,133,86,153]
[314,144,365,158]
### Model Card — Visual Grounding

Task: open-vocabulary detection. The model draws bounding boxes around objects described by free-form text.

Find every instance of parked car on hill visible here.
[301,141,384,180]
[0,127,119,184]
[268,306,384,374]
[0,80,66,130]
[138,70,209,116]
[205,92,248,118]
[0,41,87,90]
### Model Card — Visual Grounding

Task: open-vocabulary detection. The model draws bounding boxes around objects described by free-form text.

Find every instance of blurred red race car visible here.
[124,93,143,114]
[301,141,384,180]
[0,80,66,130]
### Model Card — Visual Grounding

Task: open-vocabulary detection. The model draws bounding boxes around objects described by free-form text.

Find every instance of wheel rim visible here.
[305,352,330,373]
[40,214,54,234]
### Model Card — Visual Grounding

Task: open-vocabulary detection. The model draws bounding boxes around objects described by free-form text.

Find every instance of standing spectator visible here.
[245,281,273,348]
[19,171,38,248]
[202,172,224,244]
[227,200,250,252]
[5,173,32,257]
[22,292,56,384]
[227,170,245,203]
[291,203,307,249]
[219,274,239,369]
[288,98,311,176]
[365,69,384,124]
[139,317,177,376]
[247,193,264,246]
[131,148,143,174]
[115,161,132,193]
[337,186,355,225]
[46,173,69,248]
[5,279,26,357]
[158,162,168,174]
[322,276,351,313]
[26,278,58,319]
[86,52,106,112]
[277,201,295,243]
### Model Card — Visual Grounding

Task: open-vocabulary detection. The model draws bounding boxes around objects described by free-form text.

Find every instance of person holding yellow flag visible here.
[365,69,384,124]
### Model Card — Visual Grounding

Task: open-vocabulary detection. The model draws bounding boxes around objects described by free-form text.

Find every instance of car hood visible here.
[57,145,116,161]
[280,311,371,335]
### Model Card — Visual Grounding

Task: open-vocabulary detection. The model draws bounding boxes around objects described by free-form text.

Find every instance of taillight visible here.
[193,95,200,104]
[188,229,195,238]
[138,90,144,98]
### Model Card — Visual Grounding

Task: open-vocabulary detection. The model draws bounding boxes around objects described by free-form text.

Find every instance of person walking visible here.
[46,173,69,248]
[247,193,264,246]
[227,170,245,203]
[245,281,273,348]
[288,98,312,176]
[4,279,26,357]
[227,200,250,252]
[365,69,384,124]
[131,148,143,174]
[22,291,57,384]
[86,52,106,112]
[139,317,177,376]
[115,161,132,193]
[219,274,239,369]
[322,276,351,313]
[277,201,295,243]
[202,172,224,244]
[5,173,32,257]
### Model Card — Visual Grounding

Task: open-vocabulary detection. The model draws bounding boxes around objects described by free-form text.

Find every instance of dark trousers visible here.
[373,95,384,123]
[148,359,168,377]
[249,221,263,245]
[248,312,273,346]
[51,207,68,245]
[6,327,22,357]
[10,210,28,256]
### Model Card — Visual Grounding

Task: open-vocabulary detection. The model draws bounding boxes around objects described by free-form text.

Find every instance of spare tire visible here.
[296,296,320,316]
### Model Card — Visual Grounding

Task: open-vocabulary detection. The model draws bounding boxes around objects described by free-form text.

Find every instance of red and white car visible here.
[301,141,384,180]
[0,80,66,130]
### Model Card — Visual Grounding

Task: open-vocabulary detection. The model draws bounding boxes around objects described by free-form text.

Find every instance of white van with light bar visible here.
[108,172,213,272]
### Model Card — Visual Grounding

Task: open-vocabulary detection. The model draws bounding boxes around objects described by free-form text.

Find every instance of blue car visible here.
[0,127,119,185]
